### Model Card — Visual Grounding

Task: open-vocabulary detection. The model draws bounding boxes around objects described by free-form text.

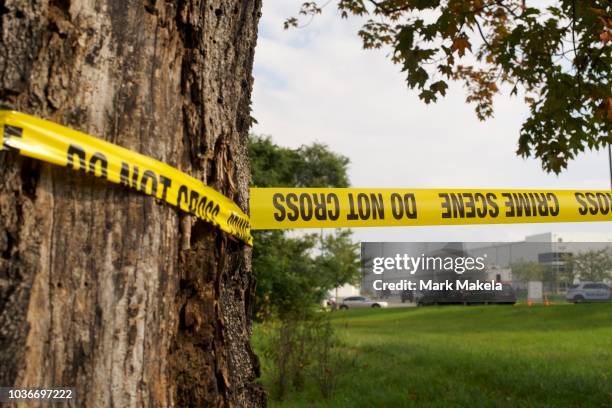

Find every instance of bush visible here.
[261,310,343,400]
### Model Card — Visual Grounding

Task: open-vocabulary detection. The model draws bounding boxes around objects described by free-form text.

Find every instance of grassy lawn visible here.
[252,304,612,407]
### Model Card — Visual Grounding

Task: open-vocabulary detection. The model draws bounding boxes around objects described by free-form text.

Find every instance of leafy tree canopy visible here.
[564,248,612,282]
[510,260,545,281]
[252,230,325,318]
[249,136,358,319]
[250,135,350,188]
[315,229,362,290]
[286,1,611,173]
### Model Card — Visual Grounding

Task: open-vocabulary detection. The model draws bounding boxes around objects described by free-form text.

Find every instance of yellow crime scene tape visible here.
[0,110,252,245]
[249,188,611,229]
[1,111,610,244]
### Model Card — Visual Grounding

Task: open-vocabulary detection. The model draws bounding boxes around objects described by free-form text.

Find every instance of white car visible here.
[339,296,388,309]
[566,282,611,303]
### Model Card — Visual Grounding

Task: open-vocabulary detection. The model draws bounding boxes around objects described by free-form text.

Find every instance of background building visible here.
[469,232,612,294]
[355,233,612,300]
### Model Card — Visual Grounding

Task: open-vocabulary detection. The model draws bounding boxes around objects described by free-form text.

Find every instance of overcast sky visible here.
[251,1,611,242]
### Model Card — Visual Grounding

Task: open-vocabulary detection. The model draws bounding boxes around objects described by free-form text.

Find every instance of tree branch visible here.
[474,17,492,48]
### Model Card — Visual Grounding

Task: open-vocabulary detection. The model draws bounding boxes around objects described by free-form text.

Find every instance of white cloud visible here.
[252,1,611,242]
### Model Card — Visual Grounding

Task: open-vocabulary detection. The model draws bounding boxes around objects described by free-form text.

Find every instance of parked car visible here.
[339,296,388,309]
[416,283,517,306]
[566,282,611,303]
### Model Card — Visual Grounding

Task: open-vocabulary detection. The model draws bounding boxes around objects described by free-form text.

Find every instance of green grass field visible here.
[252,304,612,407]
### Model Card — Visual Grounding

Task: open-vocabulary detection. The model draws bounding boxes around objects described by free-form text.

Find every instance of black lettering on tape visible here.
[404,194,417,219]
[313,194,326,221]
[347,194,359,220]
[586,193,598,215]
[513,193,531,217]
[177,185,189,209]
[441,192,495,219]
[189,190,200,213]
[596,192,610,215]
[575,192,612,216]
[140,170,158,196]
[67,144,86,171]
[504,192,558,217]
[547,193,560,216]
[159,176,172,200]
[273,193,286,221]
[299,194,313,221]
[450,194,465,218]
[440,193,451,219]
[120,162,130,186]
[474,193,486,218]
[463,193,476,218]
[197,196,209,219]
[286,193,299,221]
[327,193,340,221]
[88,152,108,178]
[534,193,549,216]
[392,193,417,220]
[271,193,344,223]
[575,193,588,215]
[391,193,404,219]
[131,165,140,190]
[486,193,499,217]
[229,212,250,239]
[503,193,514,217]
[346,193,386,220]
[371,193,384,219]
[205,200,215,221]
[528,193,537,215]
[357,193,371,220]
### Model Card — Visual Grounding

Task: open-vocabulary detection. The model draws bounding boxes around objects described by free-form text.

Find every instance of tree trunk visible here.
[0,0,264,406]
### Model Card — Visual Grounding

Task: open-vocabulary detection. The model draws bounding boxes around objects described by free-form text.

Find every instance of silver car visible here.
[339,296,388,309]
[566,282,611,303]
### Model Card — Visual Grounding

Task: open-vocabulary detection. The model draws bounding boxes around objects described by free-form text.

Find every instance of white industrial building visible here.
[469,232,612,292]
[469,232,612,270]
[349,232,612,300]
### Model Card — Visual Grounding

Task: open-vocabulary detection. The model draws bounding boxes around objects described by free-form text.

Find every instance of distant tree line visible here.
[511,248,612,290]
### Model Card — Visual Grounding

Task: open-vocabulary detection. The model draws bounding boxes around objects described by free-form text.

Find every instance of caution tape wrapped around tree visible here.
[0,110,252,245]
[1,111,610,242]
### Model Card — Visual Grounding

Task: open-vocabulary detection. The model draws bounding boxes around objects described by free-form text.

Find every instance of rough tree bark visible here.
[0,0,264,406]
